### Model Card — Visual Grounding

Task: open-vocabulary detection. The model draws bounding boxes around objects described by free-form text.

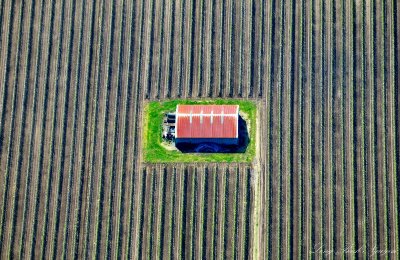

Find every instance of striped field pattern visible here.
[0,0,398,259]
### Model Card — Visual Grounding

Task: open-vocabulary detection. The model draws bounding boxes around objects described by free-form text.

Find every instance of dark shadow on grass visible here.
[175,115,250,153]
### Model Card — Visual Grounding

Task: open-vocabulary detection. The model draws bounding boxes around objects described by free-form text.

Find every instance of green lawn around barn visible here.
[143,99,257,163]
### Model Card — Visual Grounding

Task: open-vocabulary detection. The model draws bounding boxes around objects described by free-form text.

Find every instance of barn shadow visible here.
[175,115,250,153]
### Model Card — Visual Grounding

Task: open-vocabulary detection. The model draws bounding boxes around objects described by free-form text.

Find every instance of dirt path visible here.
[255,101,264,258]
[258,0,273,256]
[396,0,400,249]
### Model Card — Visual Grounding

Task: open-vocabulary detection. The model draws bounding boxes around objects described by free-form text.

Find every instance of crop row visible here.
[137,0,265,100]
[0,0,399,259]
[256,0,399,258]
[129,164,252,259]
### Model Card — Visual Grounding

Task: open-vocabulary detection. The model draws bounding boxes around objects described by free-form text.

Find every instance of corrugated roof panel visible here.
[191,115,202,137]
[223,116,237,137]
[212,114,224,137]
[202,105,214,114]
[176,105,238,138]
[177,115,191,137]
[201,113,212,137]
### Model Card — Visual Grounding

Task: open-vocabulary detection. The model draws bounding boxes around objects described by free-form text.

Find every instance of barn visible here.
[175,104,239,145]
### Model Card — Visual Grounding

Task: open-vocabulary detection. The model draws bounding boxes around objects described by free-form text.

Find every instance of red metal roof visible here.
[176,105,239,138]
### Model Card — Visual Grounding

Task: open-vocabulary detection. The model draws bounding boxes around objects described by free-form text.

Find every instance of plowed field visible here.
[0,0,398,258]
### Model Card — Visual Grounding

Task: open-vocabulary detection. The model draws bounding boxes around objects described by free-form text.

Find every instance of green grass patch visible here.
[143,99,257,163]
